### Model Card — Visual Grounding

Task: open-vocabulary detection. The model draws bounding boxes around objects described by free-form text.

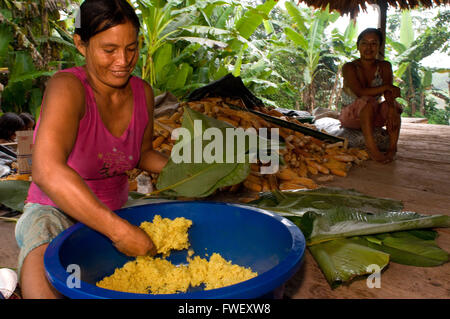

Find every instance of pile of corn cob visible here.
[146,97,369,193]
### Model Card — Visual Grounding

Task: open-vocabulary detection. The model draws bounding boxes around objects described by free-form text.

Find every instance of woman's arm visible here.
[137,81,169,173]
[32,73,156,256]
[380,61,401,101]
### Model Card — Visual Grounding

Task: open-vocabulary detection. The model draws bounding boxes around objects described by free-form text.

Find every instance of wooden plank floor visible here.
[284,121,450,299]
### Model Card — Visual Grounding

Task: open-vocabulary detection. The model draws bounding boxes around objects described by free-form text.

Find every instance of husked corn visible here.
[146,97,369,193]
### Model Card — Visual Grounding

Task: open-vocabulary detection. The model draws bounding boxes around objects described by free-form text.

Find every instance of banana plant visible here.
[135,0,235,94]
[136,0,279,99]
[396,10,418,114]
[418,66,450,116]
[328,20,359,109]
[0,0,80,116]
[386,10,450,117]
[136,0,190,87]
[283,2,339,112]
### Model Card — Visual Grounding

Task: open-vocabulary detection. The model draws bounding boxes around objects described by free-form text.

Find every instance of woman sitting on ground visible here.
[339,28,402,163]
[15,0,168,298]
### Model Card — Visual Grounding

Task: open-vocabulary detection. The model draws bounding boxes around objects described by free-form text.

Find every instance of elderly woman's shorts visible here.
[15,203,75,278]
[339,96,402,129]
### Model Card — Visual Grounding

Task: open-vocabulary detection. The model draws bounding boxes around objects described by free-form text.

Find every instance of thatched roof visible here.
[296,0,450,16]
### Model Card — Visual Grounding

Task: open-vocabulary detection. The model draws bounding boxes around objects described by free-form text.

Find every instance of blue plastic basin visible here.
[44,201,305,299]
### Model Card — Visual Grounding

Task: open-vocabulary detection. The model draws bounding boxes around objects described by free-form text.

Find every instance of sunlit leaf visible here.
[0,181,30,212]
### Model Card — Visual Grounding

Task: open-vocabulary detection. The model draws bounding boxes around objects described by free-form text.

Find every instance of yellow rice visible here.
[96,215,257,294]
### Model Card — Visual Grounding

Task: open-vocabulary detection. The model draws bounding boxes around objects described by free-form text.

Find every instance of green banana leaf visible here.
[310,230,449,288]
[249,188,450,245]
[308,238,390,288]
[361,230,449,267]
[155,107,252,197]
[234,0,277,40]
[250,188,404,217]
[248,188,450,288]
[155,106,283,197]
[0,180,30,212]
[0,25,13,65]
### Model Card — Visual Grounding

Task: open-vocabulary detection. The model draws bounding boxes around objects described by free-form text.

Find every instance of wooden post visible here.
[375,0,387,58]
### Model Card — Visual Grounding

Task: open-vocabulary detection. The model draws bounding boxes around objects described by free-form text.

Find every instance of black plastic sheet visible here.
[187,74,264,109]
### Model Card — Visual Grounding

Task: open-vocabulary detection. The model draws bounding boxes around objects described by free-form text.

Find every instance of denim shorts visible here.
[15,203,75,278]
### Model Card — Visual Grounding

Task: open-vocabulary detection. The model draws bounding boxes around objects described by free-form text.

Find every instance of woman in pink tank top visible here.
[16,0,168,298]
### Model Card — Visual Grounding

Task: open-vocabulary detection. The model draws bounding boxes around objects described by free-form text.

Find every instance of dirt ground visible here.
[1,119,449,298]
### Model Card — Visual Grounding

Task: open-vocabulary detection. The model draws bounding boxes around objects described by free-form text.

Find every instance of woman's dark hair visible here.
[19,112,35,130]
[0,112,25,141]
[74,0,140,43]
[357,28,384,46]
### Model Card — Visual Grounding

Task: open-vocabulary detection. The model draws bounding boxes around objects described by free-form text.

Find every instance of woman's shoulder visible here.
[377,59,392,69]
[43,69,86,117]
[343,59,360,70]
[342,60,360,76]
[48,69,85,93]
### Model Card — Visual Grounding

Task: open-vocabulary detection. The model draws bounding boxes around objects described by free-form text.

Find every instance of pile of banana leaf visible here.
[248,188,450,288]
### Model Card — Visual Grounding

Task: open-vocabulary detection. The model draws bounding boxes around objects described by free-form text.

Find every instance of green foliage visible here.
[0,180,31,212]
[0,0,81,117]
[426,106,450,125]
[0,1,448,125]
[387,8,450,124]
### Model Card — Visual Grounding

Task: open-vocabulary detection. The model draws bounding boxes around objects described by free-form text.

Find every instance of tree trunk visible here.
[375,0,387,58]
[408,65,416,116]
[41,5,51,70]
[309,83,315,113]
[328,66,342,110]
[420,92,425,116]
[302,90,309,111]
[336,88,343,112]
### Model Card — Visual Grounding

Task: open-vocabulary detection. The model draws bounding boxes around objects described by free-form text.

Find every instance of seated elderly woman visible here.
[339,28,402,163]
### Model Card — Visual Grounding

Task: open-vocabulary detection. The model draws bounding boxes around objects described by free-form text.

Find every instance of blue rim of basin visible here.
[44,201,306,299]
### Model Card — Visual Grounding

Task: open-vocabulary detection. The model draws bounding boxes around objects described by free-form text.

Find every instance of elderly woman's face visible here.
[81,21,139,88]
[358,32,380,60]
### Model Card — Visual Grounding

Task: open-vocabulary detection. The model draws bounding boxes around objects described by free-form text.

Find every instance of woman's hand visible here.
[110,218,157,257]
[384,85,401,98]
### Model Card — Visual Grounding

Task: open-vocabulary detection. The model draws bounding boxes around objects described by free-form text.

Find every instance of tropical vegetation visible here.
[0,0,449,124]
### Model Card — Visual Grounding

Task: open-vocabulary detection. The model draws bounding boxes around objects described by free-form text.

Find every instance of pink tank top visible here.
[26,66,149,211]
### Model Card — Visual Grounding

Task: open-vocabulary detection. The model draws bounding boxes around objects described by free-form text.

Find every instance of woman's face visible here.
[76,20,139,88]
[358,32,380,61]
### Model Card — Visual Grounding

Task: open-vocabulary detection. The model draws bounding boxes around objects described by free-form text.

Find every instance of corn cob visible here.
[146,97,369,193]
